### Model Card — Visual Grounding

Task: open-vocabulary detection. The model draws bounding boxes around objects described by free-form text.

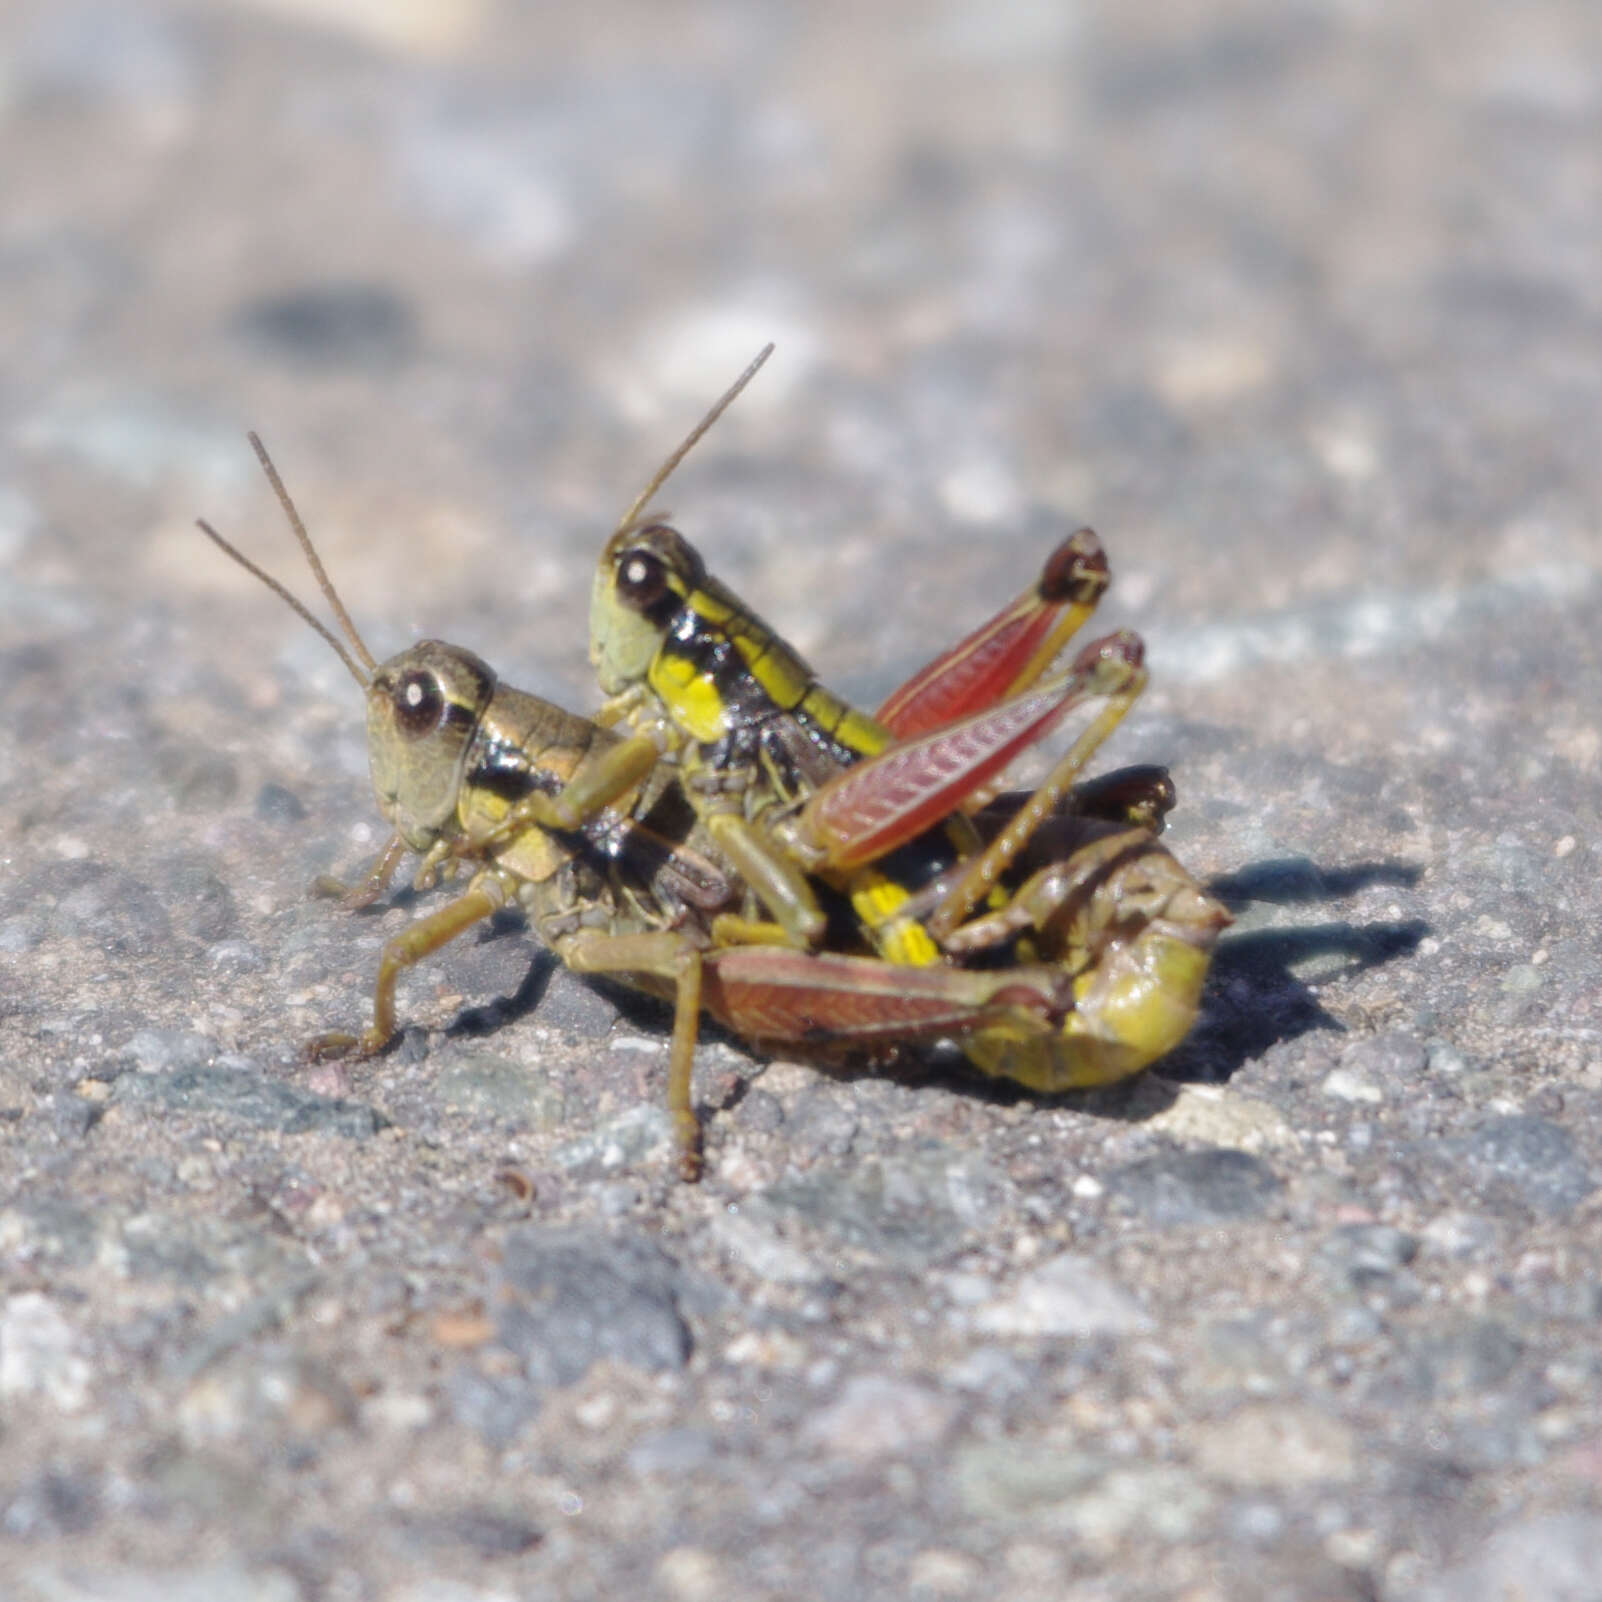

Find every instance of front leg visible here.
[310,834,408,910]
[307,872,510,1059]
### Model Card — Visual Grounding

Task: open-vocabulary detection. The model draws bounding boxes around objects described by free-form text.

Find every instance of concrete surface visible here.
[1,2,1600,1599]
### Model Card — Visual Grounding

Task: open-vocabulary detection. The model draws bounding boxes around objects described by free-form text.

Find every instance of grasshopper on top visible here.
[501,349,1231,1095]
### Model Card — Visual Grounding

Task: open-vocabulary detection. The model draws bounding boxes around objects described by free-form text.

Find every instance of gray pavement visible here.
[1,3,1600,1599]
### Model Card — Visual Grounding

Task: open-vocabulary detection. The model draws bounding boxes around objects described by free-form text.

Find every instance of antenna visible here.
[614,342,774,536]
[195,516,371,689]
[248,432,378,674]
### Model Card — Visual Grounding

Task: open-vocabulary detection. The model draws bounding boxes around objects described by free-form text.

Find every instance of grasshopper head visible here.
[366,640,497,850]
[590,521,707,695]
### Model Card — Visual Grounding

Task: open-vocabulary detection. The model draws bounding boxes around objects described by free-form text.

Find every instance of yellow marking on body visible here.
[848,873,941,966]
[649,651,730,743]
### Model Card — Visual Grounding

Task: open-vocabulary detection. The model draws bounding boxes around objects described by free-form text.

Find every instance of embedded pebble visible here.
[951,1444,1214,1543]
[124,1028,215,1074]
[494,1228,691,1391]
[1317,1224,1420,1291]
[765,1151,1010,1266]
[0,1293,92,1412]
[1058,1465,1214,1547]
[1193,1403,1359,1486]
[1107,1147,1283,1225]
[706,1208,825,1286]
[1321,1066,1383,1103]
[1338,1031,1429,1082]
[1,1467,101,1539]
[1452,1116,1595,1218]
[554,1103,672,1170]
[1411,1511,1602,1602]
[433,1051,540,1121]
[1143,1082,1298,1151]
[9,1563,302,1602]
[1406,1318,1523,1397]
[952,1440,1101,1521]
[799,1373,958,1461]
[628,1428,718,1478]
[253,783,307,825]
[112,1067,382,1137]
[971,1252,1151,1337]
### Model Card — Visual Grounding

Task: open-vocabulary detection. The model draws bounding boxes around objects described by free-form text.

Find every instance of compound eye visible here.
[615,546,670,611]
[392,669,446,739]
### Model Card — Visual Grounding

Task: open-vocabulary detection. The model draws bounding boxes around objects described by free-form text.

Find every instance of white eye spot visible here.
[624,557,650,587]
[405,681,426,707]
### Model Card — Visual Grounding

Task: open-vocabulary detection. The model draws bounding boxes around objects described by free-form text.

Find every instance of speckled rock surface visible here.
[2,3,1600,1599]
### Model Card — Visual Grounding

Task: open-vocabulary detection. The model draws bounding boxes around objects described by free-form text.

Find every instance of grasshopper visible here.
[499,350,1230,1095]
[197,434,1211,1176]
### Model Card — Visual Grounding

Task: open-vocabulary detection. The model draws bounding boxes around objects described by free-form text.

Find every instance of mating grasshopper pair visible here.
[199,356,1227,1178]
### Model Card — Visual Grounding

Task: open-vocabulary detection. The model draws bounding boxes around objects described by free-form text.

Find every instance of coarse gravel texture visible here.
[2,3,1601,1600]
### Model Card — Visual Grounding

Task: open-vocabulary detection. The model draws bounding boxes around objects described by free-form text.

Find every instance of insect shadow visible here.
[1142,854,1428,1084]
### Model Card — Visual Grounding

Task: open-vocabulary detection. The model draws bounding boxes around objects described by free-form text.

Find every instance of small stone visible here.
[444,1368,537,1448]
[1453,1116,1594,1218]
[724,1329,808,1370]
[1144,1082,1298,1152]
[786,1085,859,1165]
[401,1506,542,1557]
[29,1566,301,1602]
[495,1228,691,1391]
[707,1208,824,1285]
[361,1391,434,1432]
[2,1467,101,1538]
[1321,1067,1383,1103]
[254,783,307,824]
[1064,1465,1213,1547]
[1317,1224,1420,1290]
[0,1293,92,1412]
[554,1103,672,1170]
[1193,1403,1358,1486]
[434,1051,538,1121]
[1425,1039,1473,1075]
[1107,1147,1283,1225]
[113,1066,382,1137]
[907,1547,983,1595]
[208,939,264,972]
[765,1150,1010,1267]
[972,1253,1151,1337]
[953,1440,1101,1521]
[1338,1031,1428,1081]
[800,1373,958,1461]
[1407,1318,1523,1396]
[1413,1511,1602,1602]
[157,854,238,941]
[654,1546,728,1602]
[734,1086,785,1134]
[163,745,241,810]
[1420,1210,1496,1258]
[628,1428,717,1478]
[125,1028,215,1074]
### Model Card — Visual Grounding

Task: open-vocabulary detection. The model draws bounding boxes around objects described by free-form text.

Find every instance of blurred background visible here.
[9,0,1596,716]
